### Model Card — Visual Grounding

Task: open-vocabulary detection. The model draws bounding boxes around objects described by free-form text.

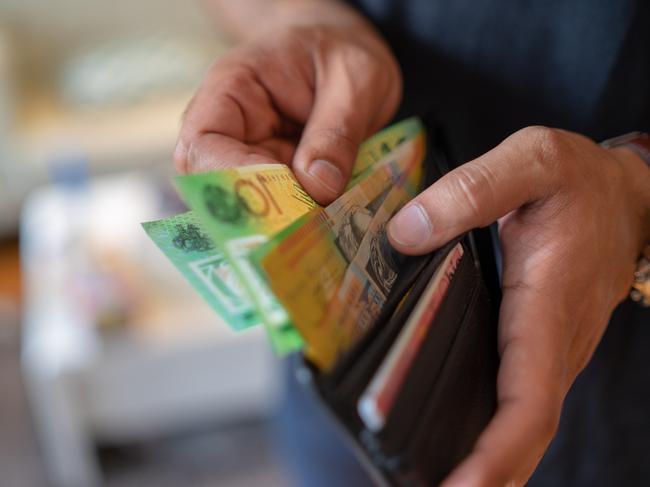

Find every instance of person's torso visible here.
[349,0,650,161]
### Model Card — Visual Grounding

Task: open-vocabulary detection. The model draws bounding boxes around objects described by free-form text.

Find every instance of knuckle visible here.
[512,125,580,193]
[294,25,333,56]
[341,41,397,89]
[517,125,567,171]
[341,44,378,73]
[449,162,498,224]
[517,125,561,149]
[184,139,201,172]
[277,25,316,51]
[215,68,255,95]
[307,126,358,165]
[309,26,394,85]
[172,139,188,173]
[452,168,483,219]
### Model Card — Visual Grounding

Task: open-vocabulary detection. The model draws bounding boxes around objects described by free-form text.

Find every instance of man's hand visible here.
[388,126,650,486]
[175,3,401,204]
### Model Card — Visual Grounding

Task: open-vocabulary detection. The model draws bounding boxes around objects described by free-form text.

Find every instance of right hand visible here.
[174,23,401,204]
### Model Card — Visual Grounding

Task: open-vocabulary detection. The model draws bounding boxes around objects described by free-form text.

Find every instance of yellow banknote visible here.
[318,180,421,366]
[259,132,426,369]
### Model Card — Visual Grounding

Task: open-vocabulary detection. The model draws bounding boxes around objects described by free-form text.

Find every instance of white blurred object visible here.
[21,172,282,487]
[59,37,213,107]
[0,1,226,237]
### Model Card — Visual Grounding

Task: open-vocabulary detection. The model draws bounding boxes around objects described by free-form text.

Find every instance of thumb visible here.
[292,71,375,205]
[387,126,560,254]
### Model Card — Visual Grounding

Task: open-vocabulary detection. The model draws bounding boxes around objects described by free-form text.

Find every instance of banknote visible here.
[347,117,423,188]
[298,181,417,369]
[143,118,425,356]
[257,132,426,368]
[175,164,318,334]
[141,211,259,331]
[172,118,423,331]
[319,180,421,365]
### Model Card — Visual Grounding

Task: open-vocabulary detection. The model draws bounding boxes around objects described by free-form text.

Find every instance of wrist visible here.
[611,146,650,247]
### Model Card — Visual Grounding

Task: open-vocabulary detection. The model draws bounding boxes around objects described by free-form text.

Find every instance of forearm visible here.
[199,0,372,42]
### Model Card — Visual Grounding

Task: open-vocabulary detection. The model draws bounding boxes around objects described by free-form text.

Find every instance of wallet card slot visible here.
[319,239,466,429]
[388,279,498,486]
[370,251,480,456]
[320,238,460,394]
[323,251,436,387]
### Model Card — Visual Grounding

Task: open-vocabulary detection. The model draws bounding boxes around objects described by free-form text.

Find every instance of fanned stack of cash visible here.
[143,118,426,370]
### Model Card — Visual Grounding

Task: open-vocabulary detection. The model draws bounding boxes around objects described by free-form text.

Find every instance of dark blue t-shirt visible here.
[352,0,650,163]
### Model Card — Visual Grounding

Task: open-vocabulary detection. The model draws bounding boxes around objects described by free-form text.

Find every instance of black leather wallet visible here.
[298,128,501,486]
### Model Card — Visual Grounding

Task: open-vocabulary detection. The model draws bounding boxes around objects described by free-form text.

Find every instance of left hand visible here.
[387,126,650,487]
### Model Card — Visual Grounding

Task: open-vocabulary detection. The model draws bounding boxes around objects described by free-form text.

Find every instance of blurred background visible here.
[0,1,292,485]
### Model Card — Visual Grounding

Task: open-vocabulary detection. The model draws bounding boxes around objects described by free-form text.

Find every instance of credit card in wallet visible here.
[357,243,465,432]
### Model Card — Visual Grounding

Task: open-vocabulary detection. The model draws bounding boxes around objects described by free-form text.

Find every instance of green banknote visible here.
[142,211,259,331]
[174,164,318,336]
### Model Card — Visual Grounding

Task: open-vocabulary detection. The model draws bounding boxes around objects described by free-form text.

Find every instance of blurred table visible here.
[20,172,282,487]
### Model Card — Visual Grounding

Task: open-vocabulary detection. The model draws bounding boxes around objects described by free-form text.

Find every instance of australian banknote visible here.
[142,211,259,331]
[172,119,424,330]
[317,182,420,368]
[347,117,423,188]
[256,132,426,368]
[175,164,317,336]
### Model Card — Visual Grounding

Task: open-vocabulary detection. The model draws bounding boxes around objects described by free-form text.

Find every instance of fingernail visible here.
[307,159,344,195]
[388,203,432,247]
